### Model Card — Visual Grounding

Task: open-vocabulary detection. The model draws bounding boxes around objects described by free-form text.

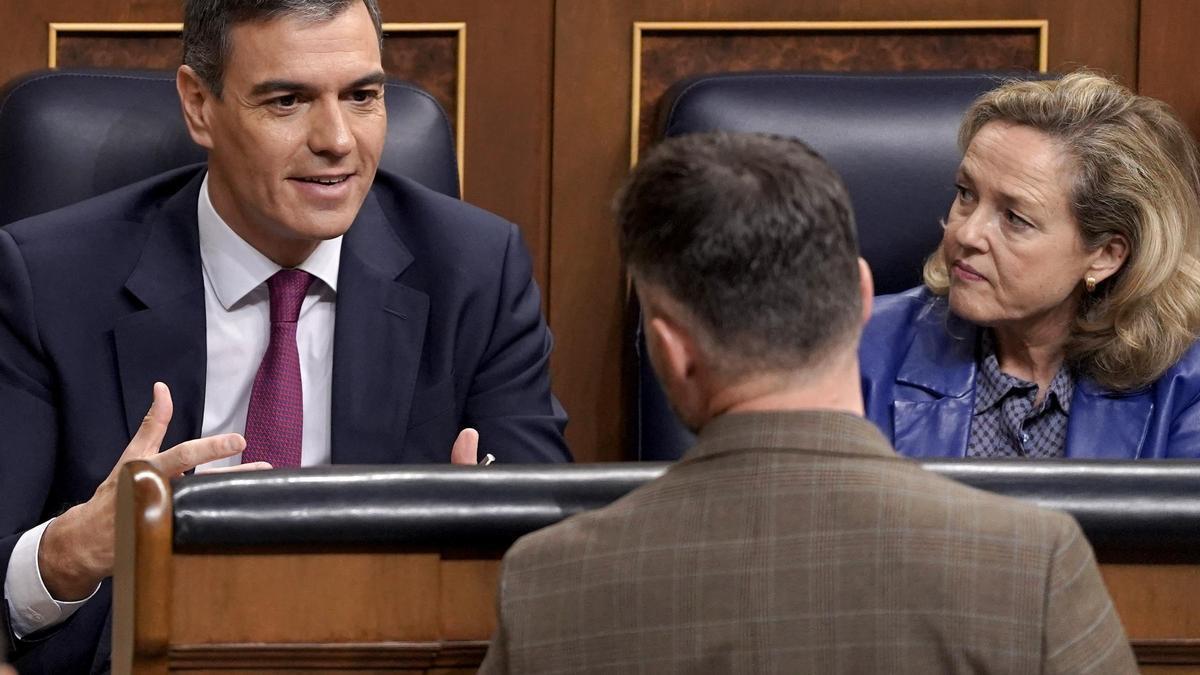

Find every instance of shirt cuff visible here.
[4,519,100,639]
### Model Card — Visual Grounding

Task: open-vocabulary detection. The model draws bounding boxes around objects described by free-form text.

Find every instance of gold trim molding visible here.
[47,21,468,192]
[629,19,1051,166]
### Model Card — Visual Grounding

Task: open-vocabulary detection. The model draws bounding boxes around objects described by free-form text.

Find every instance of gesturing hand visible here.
[451,427,480,465]
[37,383,267,600]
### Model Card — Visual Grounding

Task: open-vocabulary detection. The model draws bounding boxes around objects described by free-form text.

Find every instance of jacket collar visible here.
[116,168,209,447]
[685,410,899,464]
[889,293,1153,459]
[888,297,977,458]
[894,296,977,398]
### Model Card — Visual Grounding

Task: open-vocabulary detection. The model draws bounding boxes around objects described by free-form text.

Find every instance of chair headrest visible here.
[656,70,1048,294]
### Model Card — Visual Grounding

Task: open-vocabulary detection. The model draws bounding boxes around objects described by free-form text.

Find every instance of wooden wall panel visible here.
[550,0,1138,463]
[0,3,179,87]
[380,32,459,130]
[56,33,180,69]
[380,0,555,293]
[1138,0,1200,141]
[637,25,1043,158]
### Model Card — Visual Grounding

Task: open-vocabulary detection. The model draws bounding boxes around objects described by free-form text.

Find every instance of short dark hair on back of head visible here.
[618,131,861,375]
[183,0,384,97]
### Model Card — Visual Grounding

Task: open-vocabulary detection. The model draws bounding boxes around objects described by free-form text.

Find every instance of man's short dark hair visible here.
[182,0,384,97]
[617,131,861,374]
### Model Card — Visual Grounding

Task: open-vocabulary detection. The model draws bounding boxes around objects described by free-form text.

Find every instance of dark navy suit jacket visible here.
[0,166,570,672]
[860,287,1200,459]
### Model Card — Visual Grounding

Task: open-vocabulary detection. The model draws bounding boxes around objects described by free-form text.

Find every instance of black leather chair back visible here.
[632,71,1045,460]
[0,69,460,225]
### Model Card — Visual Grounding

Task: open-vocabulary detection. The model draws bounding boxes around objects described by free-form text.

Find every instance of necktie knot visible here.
[268,269,313,324]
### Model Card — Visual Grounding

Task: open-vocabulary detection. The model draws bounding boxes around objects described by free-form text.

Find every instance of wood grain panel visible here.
[1101,564,1200,640]
[638,27,1041,157]
[439,557,502,639]
[381,32,458,133]
[551,0,1137,463]
[1138,0,1200,141]
[167,641,488,671]
[381,0,556,294]
[172,551,443,643]
[56,33,180,69]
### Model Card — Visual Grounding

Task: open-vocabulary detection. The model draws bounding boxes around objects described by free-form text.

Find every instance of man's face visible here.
[184,1,386,266]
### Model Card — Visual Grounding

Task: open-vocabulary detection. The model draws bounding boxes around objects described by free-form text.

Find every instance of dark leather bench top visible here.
[173,460,1200,561]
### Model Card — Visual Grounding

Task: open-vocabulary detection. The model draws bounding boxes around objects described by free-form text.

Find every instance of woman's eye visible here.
[1005,210,1032,229]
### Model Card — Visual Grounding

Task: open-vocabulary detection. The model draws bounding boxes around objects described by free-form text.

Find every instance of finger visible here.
[201,461,272,474]
[151,433,245,477]
[451,428,479,465]
[119,382,174,461]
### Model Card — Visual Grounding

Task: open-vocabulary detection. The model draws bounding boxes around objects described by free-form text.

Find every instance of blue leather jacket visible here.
[859,287,1200,459]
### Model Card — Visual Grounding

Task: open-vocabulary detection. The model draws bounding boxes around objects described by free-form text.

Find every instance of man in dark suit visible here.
[481,132,1135,673]
[0,0,569,670]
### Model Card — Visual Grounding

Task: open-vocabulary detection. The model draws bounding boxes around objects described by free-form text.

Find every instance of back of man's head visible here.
[617,132,867,425]
[183,0,383,97]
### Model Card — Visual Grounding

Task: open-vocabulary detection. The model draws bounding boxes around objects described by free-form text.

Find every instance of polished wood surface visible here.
[113,460,173,675]
[173,552,443,643]
[114,463,503,672]
[165,552,497,671]
[382,0,556,292]
[1138,0,1200,143]
[1102,564,1200,671]
[114,460,1200,671]
[1102,565,1200,640]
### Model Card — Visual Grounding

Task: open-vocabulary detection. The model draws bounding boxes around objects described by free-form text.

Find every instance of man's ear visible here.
[1088,233,1130,285]
[857,257,874,327]
[646,314,699,390]
[177,65,216,150]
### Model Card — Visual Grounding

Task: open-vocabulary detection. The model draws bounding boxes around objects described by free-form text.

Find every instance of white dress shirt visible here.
[5,174,341,637]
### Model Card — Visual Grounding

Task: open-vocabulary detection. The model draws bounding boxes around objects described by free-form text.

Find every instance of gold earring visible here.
[1085,276,1097,292]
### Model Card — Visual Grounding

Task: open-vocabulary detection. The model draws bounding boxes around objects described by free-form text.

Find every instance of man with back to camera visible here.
[480,132,1136,673]
[0,0,570,670]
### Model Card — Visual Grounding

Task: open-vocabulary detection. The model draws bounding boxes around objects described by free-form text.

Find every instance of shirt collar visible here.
[197,173,342,310]
[974,330,1074,415]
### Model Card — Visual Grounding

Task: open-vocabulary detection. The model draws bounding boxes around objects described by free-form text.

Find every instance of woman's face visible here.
[942,121,1110,337]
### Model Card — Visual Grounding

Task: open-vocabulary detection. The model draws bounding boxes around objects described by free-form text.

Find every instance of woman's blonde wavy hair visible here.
[923,70,1200,392]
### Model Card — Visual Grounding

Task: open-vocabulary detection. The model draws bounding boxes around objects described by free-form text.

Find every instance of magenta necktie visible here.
[242,269,314,468]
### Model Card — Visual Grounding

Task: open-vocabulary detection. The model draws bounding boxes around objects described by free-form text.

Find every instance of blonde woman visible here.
[860,70,1200,458]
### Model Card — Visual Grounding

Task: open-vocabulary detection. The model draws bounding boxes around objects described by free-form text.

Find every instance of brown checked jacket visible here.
[480,410,1136,674]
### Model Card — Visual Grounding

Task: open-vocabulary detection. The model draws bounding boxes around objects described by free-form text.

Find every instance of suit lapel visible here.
[113,173,207,448]
[1066,379,1153,458]
[891,309,976,458]
[330,191,429,464]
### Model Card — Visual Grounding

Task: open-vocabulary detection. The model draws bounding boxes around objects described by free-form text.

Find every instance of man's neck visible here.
[706,350,865,421]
